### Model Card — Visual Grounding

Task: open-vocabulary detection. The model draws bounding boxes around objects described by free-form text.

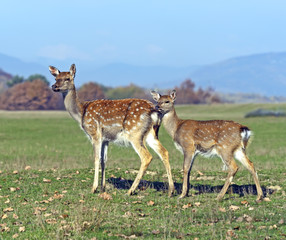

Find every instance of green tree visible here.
[7,75,25,88]
[106,84,148,99]
[27,74,50,86]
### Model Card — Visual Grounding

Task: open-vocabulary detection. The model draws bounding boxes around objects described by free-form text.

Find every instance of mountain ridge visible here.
[191,52,286,96]
[0,52,286,97]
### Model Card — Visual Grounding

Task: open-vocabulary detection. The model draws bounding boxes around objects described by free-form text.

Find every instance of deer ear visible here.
[49,66,60,77]
[170,89,176,101]
[150,90,161,102]
[70,64,76,78]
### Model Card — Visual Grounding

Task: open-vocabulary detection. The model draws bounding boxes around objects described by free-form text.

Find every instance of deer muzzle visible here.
[52,84,60,92]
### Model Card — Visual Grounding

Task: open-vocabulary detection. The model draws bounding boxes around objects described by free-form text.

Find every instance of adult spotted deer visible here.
[49,64,174,196]
[151,90,263,201]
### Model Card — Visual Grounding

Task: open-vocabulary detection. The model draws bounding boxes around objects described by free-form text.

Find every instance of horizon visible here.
[1,50,286,98]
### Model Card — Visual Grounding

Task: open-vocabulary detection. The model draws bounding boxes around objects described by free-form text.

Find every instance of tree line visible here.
[0,74,220,110]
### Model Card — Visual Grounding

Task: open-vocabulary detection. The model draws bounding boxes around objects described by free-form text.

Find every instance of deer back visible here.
[175,119,250,153]
[82,98,160,144]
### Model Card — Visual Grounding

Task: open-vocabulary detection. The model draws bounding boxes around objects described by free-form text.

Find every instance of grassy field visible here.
[0,103,285,239]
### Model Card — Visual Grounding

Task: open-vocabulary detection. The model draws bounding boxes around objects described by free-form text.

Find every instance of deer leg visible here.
[234,148,263,201]
[146,132,174,196]
[216,159,238,201]
[180,151,196,199]
[91,141,102,193]
[127,141,152,195]
[100,141,109,192]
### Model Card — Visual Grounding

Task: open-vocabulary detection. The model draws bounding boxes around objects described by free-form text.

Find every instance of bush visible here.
[245,108,286,118]
[77,82,105,102]
[0,79,64,110]
[174,79,221,104]
[105,84,149,100]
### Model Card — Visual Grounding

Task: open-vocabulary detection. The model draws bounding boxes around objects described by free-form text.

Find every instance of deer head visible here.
[151,89,176,114]
[50,64,76,93]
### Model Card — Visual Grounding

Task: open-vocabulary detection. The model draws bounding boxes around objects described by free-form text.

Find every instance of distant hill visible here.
[218,92,286,103]
[191,52,286,97]
[1,52,286,98]
[79,63,195,88]
[0,54,196,89]
[0,53,46,78]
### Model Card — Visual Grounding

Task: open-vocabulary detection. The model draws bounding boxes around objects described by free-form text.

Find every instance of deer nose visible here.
[155,105,162,112]
[52,84,58,91]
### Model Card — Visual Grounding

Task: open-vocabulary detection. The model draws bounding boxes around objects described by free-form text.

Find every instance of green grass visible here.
[0,104,286,239]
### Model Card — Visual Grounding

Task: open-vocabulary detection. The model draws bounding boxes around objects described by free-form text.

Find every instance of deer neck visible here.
[162,108,181,139]
[62,87,83,124]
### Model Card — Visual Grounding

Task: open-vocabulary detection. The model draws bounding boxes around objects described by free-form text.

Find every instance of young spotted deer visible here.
[49,64,174,196]
[151,90,263,201]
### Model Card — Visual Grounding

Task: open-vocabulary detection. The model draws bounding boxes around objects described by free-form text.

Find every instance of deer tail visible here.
[240,126,253,150]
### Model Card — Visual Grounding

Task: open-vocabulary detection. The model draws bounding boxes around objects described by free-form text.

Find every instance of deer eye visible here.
[165,101,170,104]
[65,78,70,81]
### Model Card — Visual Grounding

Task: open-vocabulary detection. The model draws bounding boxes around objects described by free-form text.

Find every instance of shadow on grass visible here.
[107,177,273,197]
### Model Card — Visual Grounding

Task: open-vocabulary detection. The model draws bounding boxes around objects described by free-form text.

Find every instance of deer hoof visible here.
[178,194,186,199]
[216,195,223,201]
[168,187,174,197]
[126,190,133,196]
[256,196,263,203]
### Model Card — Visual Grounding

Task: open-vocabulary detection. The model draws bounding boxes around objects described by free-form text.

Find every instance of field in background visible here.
[0,104,285,239]
[1,103,286,171]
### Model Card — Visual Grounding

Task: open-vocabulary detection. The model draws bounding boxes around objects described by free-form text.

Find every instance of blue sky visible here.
[1,0,286,67]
